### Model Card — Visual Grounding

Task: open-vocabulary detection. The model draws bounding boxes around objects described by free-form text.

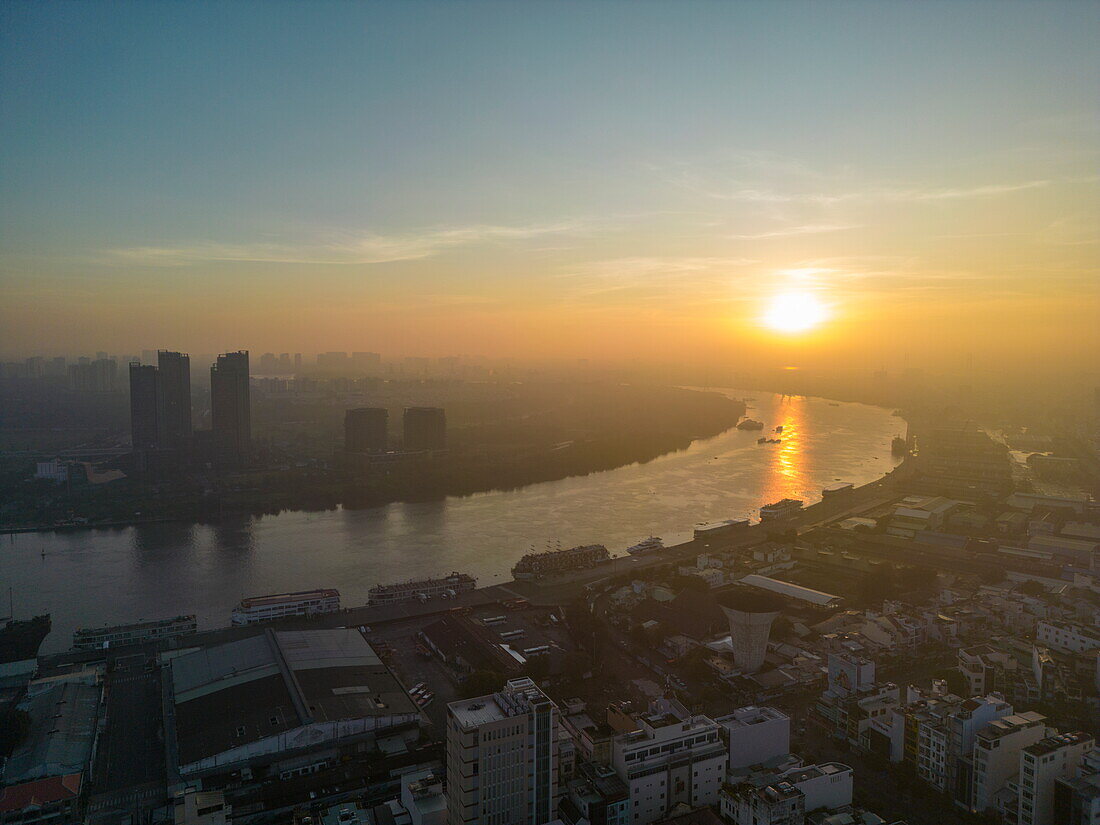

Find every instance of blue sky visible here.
[2,1,1097,365]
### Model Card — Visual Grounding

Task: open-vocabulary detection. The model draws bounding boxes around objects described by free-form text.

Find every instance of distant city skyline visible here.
[1,2,1097,376]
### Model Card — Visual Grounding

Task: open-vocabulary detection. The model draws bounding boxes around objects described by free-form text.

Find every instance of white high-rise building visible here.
[970,712,1049,815]
[446,677,560,825]
[716,705,790,770]
[610,702,727,825]
[1018,732,1094,825]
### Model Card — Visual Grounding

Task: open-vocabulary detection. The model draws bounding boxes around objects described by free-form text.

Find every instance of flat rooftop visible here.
[449,695,508,728]
[717,705,788,729]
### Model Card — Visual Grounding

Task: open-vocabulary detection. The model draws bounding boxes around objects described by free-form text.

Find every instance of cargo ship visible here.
[73,614,197,650]
[231,588,341,625]
[367,572,476,605]
[512,544,609,579]
[759,498,805,521]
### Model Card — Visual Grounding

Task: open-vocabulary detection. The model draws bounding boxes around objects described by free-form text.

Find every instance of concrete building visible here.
[400,768,447,825]
[403,406,446,451]
[1054,750,1100,825]
[173,788,229,825]
[345,407,388,453]
[826,652,876,698]
[210,350,251,464]
[719,761,853,825]
[1035,620,1100,654]
[130,362,166,450]
[610,701,727,825]
[717,590,783,673]
[446,677,560,825]
[716,705,790,770]
[558,762,630,825]
[158,350,192,448]
[970,712,1049,815]
[169,628,419,778]
[1018,732,1095,825]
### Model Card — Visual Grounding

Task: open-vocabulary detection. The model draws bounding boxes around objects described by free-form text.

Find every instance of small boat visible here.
[775,425,784,433]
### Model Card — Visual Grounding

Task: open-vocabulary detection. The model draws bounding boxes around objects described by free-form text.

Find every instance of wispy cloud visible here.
[730,223,859,239]
[559,256,758,299]
[101,221,590,266]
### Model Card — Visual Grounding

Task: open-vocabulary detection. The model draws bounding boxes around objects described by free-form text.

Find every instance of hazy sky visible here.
[2,1,1097,371]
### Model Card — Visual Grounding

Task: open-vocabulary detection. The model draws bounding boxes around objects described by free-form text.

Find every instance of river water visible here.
[3,390,903,651]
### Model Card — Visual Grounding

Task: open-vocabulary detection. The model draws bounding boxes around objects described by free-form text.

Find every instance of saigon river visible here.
[3,391,904,651]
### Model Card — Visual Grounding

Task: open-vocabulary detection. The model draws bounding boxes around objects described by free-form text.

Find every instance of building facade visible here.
[446,677,560,825]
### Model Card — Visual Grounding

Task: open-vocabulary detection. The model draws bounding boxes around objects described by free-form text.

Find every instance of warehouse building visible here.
[169,628,420,778]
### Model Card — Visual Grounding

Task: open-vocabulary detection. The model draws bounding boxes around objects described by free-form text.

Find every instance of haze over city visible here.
[2,2,1097,376]
[1,4,1099,825]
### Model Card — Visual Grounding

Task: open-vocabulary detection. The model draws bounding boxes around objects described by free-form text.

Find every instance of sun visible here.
[762,292,828,333]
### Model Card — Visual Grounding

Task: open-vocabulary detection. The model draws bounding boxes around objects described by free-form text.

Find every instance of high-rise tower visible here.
[157,350,192,448]
[211,351,251,464]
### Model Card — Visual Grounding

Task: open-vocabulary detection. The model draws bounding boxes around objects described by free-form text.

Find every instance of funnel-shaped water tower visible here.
[717,590,783,673]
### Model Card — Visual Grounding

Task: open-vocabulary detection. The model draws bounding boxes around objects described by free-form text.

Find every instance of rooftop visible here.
[716,705,789,730]
[3,679,100,784]
[171,628,417,767]
[1024,731,1094,757]
[0,774,82,814]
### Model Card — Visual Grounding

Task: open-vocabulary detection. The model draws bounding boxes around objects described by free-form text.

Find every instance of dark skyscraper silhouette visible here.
[403,407,446,451]
[157,350,192,448]
[345,407,388,453]
[211,351,251,464]
[129,362,164,450]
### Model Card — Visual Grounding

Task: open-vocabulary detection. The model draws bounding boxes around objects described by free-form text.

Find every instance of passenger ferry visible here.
[73,614,197,650]
[231,589,340,625]
[759,498,805,521]
[367,572,476,606]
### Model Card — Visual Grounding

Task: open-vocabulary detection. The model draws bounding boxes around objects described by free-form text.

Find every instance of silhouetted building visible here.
[69,358,117,392]
[345,407,388,453]
[129,363,165,450]
[158,350,192,448]
[403,407,446,451]
[211,351,251,464]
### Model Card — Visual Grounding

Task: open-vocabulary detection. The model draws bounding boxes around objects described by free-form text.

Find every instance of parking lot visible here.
[358,601,573,733]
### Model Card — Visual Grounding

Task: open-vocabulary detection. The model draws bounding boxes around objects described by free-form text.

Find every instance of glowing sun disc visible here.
[763,292,827,333]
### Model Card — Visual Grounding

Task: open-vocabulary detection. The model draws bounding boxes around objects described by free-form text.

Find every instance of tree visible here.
[1016,579,1044,597]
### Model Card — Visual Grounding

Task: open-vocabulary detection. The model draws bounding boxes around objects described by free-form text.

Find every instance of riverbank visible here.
[1,388,745,533]
[39,455,912,665]
[5,390,904,653]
